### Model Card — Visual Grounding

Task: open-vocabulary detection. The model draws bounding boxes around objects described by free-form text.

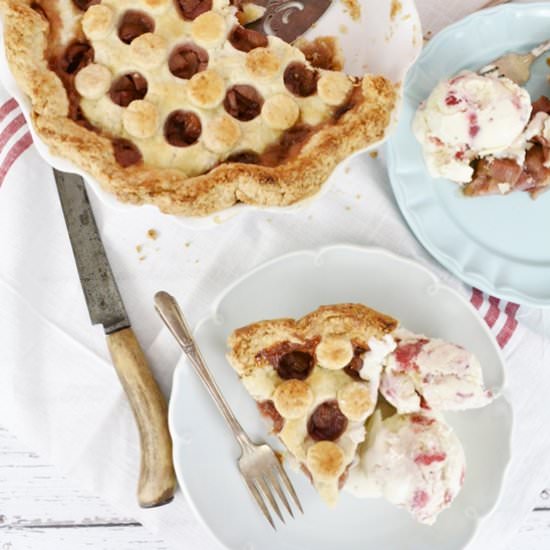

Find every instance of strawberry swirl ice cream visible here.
[346,410,466,525]
[380,329,494,413]
[413,70,532,183]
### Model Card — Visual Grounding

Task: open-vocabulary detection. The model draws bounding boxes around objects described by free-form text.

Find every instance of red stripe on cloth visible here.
[470,288,483,309]
[0,113,26,151]
[496,302,520,349]
[484,296,501,328]
[485,297,500,328]
[505,302,520,316]
[0,132,33,186]
[0,98,18,124]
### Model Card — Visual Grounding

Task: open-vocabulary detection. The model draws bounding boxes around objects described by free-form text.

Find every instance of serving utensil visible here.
[246,0,332,43]
[54,169,176,508]
[154,291,303,529]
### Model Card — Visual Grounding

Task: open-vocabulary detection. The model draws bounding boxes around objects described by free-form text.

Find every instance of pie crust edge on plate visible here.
[0,0,397,216]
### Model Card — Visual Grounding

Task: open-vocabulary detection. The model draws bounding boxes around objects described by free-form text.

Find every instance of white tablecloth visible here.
[0,1,549,549]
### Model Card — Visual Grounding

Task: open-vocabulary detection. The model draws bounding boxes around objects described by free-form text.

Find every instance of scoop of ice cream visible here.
[380,329,493,413]
[413,71,532,182]
[346,410,465,525]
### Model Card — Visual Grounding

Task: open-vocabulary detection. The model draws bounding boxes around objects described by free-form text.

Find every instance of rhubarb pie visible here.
[1,0,397,216]
[226,304,398,505]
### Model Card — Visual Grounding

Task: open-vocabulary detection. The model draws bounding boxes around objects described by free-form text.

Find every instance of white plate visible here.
[169,245,513,550]
[386,3,550,307]
[0,0,422,228]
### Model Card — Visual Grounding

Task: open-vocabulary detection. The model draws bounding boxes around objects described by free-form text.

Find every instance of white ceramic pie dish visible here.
[0,0,422,228]
[169,244,513,550]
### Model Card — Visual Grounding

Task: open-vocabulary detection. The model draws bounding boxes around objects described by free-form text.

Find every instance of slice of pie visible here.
[1,0,397,216]
[226,304,398,506]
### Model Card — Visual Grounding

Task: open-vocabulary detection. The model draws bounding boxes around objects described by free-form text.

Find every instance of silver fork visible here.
[479,39,550,85]
[154,291,303,529]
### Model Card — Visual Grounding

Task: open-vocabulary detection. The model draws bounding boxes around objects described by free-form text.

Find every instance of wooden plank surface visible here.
[1,425,549,549]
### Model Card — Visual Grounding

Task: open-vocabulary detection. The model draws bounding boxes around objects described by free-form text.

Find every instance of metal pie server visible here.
[246,0,332,43]
[53,169,176,508]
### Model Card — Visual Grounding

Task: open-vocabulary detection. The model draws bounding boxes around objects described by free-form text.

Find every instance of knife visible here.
[246,0,332,43]
[53,169,176,508]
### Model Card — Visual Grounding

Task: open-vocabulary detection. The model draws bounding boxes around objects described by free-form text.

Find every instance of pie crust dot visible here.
[245,48,281,79]
[82,5,114,41]
[316,335,354,370]
[191,11,227,48]
[122,100,160,139]
[129,33,168,69]
[306,441,345,482]
[202,113,241,153]
[74,63,111,100]
[318,72,353,106]
[273,380,313,419]
[262,94,299,130]
[337,382,372,422]
[187,69,225,109]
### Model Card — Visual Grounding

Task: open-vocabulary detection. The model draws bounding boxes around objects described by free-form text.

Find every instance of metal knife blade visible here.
[246,0,332,44]
[53,169,129,335]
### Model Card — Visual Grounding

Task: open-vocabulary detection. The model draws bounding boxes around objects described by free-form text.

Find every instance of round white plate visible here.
[386,3,550,307]
[0,0,421,228]
[169,245,512,550]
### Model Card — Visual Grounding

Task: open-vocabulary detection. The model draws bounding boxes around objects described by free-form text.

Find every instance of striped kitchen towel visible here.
[0,97,32,186]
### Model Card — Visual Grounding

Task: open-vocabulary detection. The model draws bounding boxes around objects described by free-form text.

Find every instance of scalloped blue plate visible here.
[386,2,550,307]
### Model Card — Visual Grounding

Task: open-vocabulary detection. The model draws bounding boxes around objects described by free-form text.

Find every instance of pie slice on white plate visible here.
[227,303,398,505]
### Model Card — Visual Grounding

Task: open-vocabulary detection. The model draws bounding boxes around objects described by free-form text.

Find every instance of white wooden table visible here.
[1,425,549,549]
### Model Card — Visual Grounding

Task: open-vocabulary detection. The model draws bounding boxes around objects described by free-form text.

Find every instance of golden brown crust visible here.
[0,0,68,117]
[227,304,397,376]
[1,0,397,217]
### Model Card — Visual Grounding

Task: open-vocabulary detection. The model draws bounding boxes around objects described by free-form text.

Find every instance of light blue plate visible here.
[386,3,550,308]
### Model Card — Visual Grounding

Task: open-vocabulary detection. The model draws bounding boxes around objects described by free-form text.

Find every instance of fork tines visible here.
[240,445,303,529]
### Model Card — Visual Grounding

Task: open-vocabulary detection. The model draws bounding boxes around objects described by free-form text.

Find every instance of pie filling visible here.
[31,0,364,175]
[254,336,373,503]
[466,96,550,199]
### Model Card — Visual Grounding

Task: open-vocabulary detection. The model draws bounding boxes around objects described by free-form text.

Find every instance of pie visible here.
[466,96,550,198]
[226,304,398,505]
[1,0,397,216]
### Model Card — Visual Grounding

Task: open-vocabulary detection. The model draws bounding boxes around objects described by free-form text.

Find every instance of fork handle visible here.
[154,292,253,451]
[531,39,550,59]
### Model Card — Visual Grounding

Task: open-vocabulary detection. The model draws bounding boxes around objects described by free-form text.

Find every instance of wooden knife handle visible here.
[106,327,177,508]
